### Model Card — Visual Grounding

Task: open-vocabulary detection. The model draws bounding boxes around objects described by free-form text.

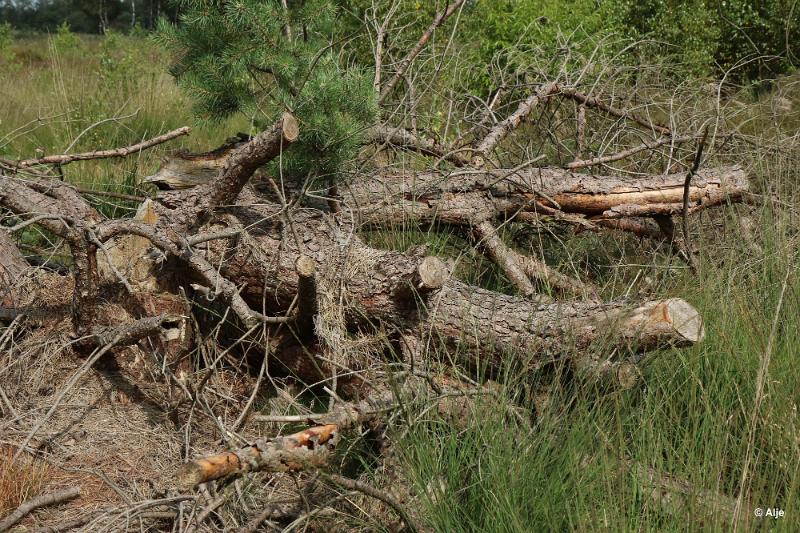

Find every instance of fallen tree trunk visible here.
[0,179,702,387]
[144,143,748,296]
[181,196,703,370]
[344,166,748,225]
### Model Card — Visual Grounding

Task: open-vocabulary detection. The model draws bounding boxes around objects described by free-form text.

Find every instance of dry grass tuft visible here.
[0,447,52,517]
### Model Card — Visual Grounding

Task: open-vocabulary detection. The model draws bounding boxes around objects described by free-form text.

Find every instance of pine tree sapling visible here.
[157,0,377,185]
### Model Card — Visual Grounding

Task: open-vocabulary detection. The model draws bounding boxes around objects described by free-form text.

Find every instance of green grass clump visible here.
[395,194,799,532]
[0,31,245,204]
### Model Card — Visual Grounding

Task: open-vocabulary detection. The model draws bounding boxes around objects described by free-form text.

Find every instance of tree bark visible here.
[191,197,703,368]
[344,166,748,225]
[0,229,29,282]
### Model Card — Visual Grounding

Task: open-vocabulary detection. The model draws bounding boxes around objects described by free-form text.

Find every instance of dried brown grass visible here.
[0,446,52,517]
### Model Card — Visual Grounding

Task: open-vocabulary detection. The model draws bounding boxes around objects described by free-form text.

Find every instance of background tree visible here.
[156,0,378,184]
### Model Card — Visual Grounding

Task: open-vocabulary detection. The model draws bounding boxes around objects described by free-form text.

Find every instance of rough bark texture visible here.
[344,166,748,225]
[185,198,703,369]
[0,229,28,282]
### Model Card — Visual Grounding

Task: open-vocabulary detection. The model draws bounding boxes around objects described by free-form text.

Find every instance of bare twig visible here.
[327,473,421,533]
[566,135,696,170]
[560,87,671,136]
[681,127,709,273]
[574,103,586,161]
[10,127,191,169]
[377,0,466,105]
[0,486,81,532]
[76,187,147,203]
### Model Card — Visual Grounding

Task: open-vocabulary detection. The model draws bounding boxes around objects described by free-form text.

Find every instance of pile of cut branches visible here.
[0,3,755,531]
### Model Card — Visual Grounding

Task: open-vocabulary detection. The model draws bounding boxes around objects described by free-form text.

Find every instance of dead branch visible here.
[473,219,543,298]
[192,113,298,228]
[574,103,586,161]
[472,219,591,298]
[378,0,466,105]
[566,134,697,170]
[326,473,421,533]
[76,187,147,202]
[7,127,190,169]
[472,82,560,167]
[178,388,406,487]
[82,314,184,347]
[236,500,305,533]
[681,127,710,273]
[345,166,748,226]
[560,87,671,135]
[0,486,81,532]
[367,125,469,166]
[177,424,338,488]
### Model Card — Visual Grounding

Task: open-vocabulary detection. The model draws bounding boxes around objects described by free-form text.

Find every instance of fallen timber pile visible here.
[0,84,751,530]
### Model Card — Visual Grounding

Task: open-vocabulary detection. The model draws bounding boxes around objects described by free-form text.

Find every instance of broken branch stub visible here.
[192,113,299,227]
[177,425,339,488]
[294,255,318,336]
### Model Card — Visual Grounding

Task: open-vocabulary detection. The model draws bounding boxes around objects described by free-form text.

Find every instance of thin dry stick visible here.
[232,345,269,431]
[566,135,696,170]
[732,265,791,531]
[77,187,147,203]
[62,109,140,154]
[560,87,671,136]
[326,474,420,533]
[681,127,708,273]
[236,498,302,533]
[186,492,227,533]
[11,127,191,168]
[574,103,586,161]
[377,0,466,105]
[0,486,81,532]
[371,1,400,93]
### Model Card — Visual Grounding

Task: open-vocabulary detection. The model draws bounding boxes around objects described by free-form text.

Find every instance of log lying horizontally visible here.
[143,142,748,296]
[1,104,708,392]
[199,200,704,367]
[345,166,749,225]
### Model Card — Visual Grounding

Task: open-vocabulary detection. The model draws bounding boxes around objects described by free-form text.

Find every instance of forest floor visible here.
[1,33,799,532]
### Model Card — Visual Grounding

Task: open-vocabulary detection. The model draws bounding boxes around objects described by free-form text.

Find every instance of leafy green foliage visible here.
[53,22,84,52]
[455,0,798,90]
[624,0,798,80]
[461,0,632,92]
[157,0,378,183]
[0,22,16,66]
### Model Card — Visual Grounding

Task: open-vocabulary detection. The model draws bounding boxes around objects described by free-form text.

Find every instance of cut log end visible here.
[176,451,242,489]
[417,256,449,292]
[616,361,641,390]
[662,298,705,344]
[281,113,300,143]
[295,255,316,279]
